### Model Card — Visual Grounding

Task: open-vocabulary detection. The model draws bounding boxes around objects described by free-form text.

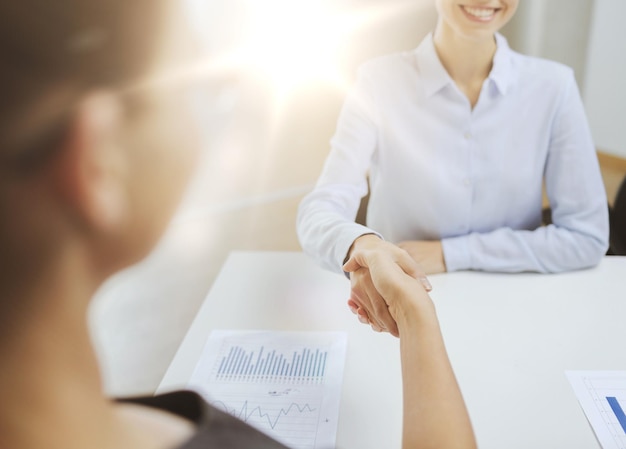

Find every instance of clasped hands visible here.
[343,235,446,337]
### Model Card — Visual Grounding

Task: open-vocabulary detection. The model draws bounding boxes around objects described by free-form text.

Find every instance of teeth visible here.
[463,6,496,18]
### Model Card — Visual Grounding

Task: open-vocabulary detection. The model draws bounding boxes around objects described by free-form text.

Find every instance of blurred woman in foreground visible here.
[0,1,476,448]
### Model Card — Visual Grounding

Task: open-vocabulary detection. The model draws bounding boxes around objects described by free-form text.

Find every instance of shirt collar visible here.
[489,33,515,95]
[415,32,516,98]
[415,33,452,97]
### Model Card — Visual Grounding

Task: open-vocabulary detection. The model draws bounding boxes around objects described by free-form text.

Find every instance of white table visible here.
[158,251,626,449]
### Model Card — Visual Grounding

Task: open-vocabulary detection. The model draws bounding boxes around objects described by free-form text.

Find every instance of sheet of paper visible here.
[567,371,626,449]
[188,330,347,449]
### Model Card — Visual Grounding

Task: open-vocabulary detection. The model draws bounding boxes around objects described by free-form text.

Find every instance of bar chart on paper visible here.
[213,343,328,384]
[567,371,626,449]
[189,330,347,449]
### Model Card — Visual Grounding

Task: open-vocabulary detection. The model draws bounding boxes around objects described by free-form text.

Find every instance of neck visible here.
[0,248,194,449]
[0,249,121,449]
[433,20,497,90]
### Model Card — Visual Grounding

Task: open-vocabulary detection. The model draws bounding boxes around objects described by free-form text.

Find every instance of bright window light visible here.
[182,0,432,105]
[237,0,353,98]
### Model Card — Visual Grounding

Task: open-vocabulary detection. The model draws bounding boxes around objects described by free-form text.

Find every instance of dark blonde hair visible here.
[0,0,170,169]
[0,1,178,339]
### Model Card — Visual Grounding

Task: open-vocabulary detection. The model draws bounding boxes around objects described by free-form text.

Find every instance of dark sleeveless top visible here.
[120,390,290,449]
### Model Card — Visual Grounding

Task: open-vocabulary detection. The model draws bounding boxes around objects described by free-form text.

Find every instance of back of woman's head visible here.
[0,0,169,167]
[0,1,183,334]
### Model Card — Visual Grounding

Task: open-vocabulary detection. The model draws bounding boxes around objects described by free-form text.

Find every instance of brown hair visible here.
[0,0,170,166]
[0,1,179,337]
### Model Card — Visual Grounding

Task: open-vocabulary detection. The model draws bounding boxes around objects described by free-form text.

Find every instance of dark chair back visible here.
[610,175,626,255]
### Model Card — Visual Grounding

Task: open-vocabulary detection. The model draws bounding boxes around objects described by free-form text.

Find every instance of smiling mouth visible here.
[461,5,501,21]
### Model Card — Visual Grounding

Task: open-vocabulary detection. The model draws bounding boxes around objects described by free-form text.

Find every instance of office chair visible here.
[609,175,626,256]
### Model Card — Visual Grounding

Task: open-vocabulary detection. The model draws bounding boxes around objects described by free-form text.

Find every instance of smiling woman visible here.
[297,0,608,330]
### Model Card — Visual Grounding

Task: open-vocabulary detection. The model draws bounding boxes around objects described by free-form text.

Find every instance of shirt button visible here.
[463,178,471,187]
[464,132,472,140]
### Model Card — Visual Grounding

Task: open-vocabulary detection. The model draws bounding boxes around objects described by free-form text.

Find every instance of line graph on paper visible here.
[189,331,347,449]
[213,398,317,430]
[210,390,322,448]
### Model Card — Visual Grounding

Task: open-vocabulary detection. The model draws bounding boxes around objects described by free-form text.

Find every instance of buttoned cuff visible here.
[441,235,472,272]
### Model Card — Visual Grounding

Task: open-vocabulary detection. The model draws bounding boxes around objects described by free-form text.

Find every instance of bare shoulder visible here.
[114,402,195,449]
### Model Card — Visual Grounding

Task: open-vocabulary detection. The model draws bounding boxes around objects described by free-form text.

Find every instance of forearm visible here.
[343,248,476,448]
[297,65,380,273]
[442,223,608,273]
[297,189,376,273]
[396,301,476,449]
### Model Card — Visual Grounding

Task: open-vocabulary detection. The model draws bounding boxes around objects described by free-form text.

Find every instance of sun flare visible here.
[181,0,430,104]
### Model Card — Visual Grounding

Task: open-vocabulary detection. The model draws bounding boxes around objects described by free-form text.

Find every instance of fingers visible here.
[396,240,447,275]
[394,249,433,292]
[350,268,385,331]
[348,298,371,325]
[342,256,362,273]
[349,268,400,337]
[349,300,398,337]
[360,270,399,336]
[344,245,432,292]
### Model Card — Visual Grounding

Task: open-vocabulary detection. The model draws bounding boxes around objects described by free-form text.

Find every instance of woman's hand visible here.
[397,240,447,274]
[344,245,433,323]
[344,235,432,336]
[344,242,477,449]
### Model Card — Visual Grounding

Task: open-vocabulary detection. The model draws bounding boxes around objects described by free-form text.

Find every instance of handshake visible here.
[343,234,446,337]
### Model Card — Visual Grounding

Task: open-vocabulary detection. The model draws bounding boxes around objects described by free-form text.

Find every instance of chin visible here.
[461,27,500,41]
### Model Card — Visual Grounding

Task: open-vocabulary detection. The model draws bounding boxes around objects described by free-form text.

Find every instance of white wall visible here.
[583,0,626,158]
[504,0,626,158]
[502,0,593,90]
[501,0,547,57]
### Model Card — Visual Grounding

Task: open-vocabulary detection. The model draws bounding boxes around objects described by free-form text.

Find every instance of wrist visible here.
[392,286,438,332]
[343,234,381,279]
[350,233,382,254]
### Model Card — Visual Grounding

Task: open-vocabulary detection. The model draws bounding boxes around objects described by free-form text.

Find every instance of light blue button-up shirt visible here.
[297,33,609,274]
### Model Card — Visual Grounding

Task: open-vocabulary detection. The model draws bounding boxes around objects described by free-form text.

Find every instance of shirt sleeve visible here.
[442,72,609,273]
[297,66,382,274]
